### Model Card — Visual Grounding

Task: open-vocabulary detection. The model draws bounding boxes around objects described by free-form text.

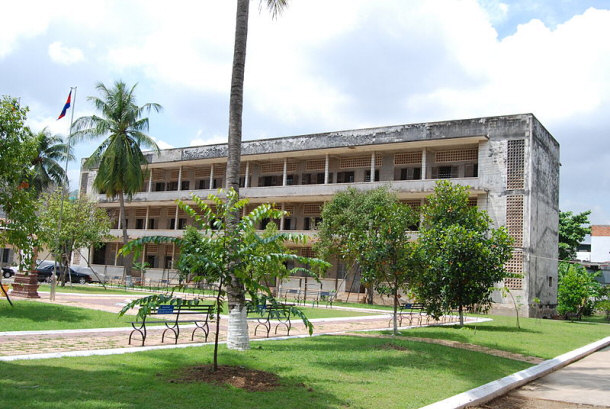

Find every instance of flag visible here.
[57,91,72,120]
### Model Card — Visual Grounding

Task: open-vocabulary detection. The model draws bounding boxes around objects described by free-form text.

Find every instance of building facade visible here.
[77,113,560,317]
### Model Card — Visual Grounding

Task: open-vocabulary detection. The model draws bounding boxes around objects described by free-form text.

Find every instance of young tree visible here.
[224,0,289,351]
[558,210,591,260]
[316,187,401,304]
[416,181,514,325]
[557,262,602,320]
[71,81,161,280]
[119,189,329,367]
[0,96,40,271]
[316,187,420,334]
[37,191,111,286]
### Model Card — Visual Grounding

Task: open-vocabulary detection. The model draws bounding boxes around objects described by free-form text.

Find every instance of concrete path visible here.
[509,345,610,407]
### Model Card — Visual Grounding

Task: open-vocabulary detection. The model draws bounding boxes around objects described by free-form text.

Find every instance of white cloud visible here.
[152,137,174,150]
[190,131,226,147]
[405,6,610,122]
[48,41,84,65]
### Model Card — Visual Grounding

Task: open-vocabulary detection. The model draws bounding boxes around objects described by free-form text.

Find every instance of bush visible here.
[557,263,602,320]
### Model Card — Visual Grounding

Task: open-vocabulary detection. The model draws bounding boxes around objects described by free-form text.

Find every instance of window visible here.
[148,219,156,230]
[286,174,298,185]
[181,180,190,190]
[92,244,107,265]
[212,178,223,189]
[2,248,10,263]
[178,218,187,229]
[167,181,178,191]
[259,175,281,187]
[135,219,144,230]
[304,217,322,231]
[464,164,478,177]
[432,166,458,179]
[165,256,173,269]
[239,177,245,188]
[168,219,176,230]
[399,167,421,180]
[283,218,293,230]
[146,255,157,268]
[198,179,209,189]
[154,182,165,192]
[336,171,355,183]
[364,170,379,182]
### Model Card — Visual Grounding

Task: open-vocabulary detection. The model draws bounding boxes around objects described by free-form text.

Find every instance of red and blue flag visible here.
[57,91,71,120]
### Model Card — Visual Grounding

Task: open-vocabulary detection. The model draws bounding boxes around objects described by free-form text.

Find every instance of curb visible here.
[419,335,610,409]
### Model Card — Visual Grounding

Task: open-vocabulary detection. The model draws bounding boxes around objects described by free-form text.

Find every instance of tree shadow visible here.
[0,354,345,409]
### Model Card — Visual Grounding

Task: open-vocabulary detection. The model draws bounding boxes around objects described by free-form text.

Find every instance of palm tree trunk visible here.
[225,0,250,351]
[118,191,132,282]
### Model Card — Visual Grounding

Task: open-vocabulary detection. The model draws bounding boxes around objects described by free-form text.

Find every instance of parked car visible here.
[2,266,17,278]
[33,265,92,284]
[71,266,106,284]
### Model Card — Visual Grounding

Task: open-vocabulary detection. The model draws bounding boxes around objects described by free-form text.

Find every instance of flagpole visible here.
[51,87,77,300]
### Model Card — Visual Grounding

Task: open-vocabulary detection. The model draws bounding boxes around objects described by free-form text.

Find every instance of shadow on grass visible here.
[0,353,345,409]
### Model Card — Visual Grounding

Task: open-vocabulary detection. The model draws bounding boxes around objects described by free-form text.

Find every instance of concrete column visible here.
[370,152,376,182]
[177,166,183,191]
[280,202,285,230]
[145,206,149,231]
[244,161,249,188]
[283,158,288,186]
[114,243,118,266]
[174,205,179,230]
[209,165,215,190]
[421,148,427,180]
[148,174,153,192]
[324,154,329,184]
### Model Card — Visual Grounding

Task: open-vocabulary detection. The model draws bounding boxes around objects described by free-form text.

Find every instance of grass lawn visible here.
[0,336,530,409]
[399,314,610,359]
[0,300,133,332]
[37,284,156,296]
[0,300,375,332]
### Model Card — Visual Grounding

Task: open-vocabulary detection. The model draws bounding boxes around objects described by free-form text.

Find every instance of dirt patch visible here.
[166,365,282,392]
[469,394,608,408]
[345,333,544,364]
[377,342,409,351]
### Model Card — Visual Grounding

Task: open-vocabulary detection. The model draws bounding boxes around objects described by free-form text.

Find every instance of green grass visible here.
[0,300,375,332]
[0,336,529,409]
[37,284,156,295]
[398,314,610,359]
[0,300,132,331]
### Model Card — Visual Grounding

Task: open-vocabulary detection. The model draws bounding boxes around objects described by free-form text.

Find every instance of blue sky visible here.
[2,0,609,223]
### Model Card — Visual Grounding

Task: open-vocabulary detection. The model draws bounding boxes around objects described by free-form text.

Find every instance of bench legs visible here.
[129,322,147,346]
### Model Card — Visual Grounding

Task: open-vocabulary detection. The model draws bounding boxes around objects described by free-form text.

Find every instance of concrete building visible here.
[77,113,560,317]
[590,226,610,263]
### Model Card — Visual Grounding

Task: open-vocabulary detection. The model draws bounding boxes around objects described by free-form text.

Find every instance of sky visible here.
[2,0,609,223]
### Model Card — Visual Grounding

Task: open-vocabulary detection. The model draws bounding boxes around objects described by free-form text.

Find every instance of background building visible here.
[77,113,560,317]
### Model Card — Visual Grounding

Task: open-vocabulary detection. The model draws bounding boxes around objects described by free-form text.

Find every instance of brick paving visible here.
[2,292,464,357]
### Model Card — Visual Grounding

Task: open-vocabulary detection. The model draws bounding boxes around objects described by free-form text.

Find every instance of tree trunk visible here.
[118,191,132,282]
[459,304,464,326]
[225,0,250,351]
[392,282,399,336]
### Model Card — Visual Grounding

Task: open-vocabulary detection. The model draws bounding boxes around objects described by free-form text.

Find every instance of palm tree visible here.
[30,128,74,194]
[71,81,161,279]
[225,0,288,351]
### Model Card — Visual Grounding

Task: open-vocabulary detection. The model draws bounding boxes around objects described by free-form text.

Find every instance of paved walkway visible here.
[1,292,463,357]
[509,346,610,407]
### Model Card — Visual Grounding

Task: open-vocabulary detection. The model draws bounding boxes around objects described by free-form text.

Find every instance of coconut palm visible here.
[71,81,161,278]
[29,128,74,194]
[225,0,288,351]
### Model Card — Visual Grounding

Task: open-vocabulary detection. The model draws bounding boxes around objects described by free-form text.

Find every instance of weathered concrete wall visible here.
[527,116,560,315]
